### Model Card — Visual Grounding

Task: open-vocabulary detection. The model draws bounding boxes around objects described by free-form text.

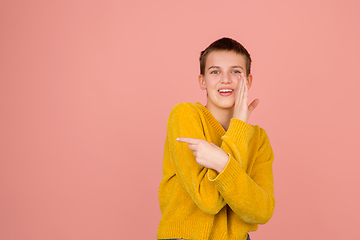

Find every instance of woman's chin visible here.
[217,101,235,110]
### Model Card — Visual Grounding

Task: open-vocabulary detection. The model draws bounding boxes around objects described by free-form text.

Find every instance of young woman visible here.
[157,37,275,240]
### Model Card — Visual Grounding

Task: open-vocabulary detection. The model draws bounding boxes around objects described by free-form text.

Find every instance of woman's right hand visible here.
[233,73,259,123]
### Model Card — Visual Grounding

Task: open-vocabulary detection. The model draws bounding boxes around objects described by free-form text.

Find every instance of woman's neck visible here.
[205,104,234,131]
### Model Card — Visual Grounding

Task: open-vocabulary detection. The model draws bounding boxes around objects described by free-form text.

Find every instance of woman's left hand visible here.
[177,137,229,173]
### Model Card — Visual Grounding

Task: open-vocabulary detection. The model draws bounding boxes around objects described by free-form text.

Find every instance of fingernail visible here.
[176,138,179,141]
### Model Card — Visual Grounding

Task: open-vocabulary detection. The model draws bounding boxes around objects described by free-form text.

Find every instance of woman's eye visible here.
[232,70,241,74]
[210,71,219,74]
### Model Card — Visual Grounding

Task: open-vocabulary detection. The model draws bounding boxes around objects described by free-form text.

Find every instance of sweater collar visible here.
[195,102,226,136]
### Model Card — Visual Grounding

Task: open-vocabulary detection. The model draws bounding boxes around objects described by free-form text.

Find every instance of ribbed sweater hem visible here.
[157,220,213,240]
[157,220,250,240]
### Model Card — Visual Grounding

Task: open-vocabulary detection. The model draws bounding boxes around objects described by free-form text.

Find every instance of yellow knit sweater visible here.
[157,102,275,240]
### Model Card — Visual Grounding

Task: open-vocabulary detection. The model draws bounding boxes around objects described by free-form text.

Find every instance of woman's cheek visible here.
[209,77,220,86]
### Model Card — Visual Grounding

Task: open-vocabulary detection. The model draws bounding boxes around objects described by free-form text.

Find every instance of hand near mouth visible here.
[233,73,259,123]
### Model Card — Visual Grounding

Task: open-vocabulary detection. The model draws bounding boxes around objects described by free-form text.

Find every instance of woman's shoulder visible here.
[165,103,204,135]
[248,123,270,138]
[248,124,272,150]
[169,102,200,117]
[166,102,205,128]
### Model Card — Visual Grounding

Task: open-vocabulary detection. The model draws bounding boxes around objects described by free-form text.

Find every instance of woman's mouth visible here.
[218,89,234,96]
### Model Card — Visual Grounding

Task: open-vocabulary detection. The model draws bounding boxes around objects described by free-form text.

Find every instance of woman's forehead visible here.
[206,51,246,68]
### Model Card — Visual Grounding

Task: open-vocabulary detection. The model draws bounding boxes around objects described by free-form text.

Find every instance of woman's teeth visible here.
[218,89,233,93]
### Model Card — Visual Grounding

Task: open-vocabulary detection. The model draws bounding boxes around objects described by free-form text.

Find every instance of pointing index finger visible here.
[176,137,201,144]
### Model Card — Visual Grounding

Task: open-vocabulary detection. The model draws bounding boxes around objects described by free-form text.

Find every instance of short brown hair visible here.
[199,37,252,76]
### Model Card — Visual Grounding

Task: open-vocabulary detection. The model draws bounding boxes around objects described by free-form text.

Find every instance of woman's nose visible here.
[220,73,232,83]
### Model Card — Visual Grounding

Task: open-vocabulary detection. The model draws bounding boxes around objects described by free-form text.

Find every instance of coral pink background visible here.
[1,0,360,239]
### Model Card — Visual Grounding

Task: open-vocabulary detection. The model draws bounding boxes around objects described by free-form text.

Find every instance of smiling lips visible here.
[218,88,234,96]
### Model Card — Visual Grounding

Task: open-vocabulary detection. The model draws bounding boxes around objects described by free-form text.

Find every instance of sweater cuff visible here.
[208,154,242,191]
[225,118,254,143]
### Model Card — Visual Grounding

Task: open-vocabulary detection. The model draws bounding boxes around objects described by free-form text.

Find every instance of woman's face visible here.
[199,50,251,110]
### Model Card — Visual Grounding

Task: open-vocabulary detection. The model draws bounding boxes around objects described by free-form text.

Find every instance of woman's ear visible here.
[246,74,253,90]
[198,75,206,90]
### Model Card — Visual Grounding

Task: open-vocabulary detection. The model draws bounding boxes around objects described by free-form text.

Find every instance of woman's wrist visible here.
[214,152,230,173]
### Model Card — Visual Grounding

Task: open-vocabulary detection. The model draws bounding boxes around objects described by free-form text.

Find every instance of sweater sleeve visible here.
[208,118,275,224]
[166,103,226,215]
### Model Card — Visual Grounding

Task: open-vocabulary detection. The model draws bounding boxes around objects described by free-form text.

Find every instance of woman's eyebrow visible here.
[208,66,220,70]
[231,65,243,69]
[208,65,244,70]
